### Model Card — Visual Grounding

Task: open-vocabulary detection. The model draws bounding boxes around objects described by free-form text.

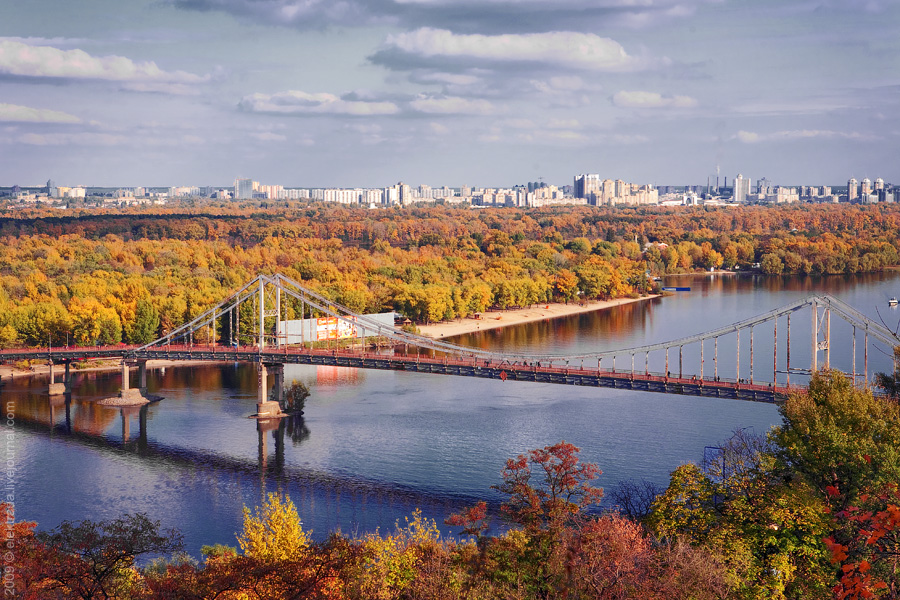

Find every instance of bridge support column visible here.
[256,363,282,417]
[275,286,281,347]
[750,326,754,384]
[786,314,791,386]
[714,337,718,380]
[48,361,66,396]
[258,278,265,350]
[811,300,817,373]
[138,360,148,394]
[266,363,284,406]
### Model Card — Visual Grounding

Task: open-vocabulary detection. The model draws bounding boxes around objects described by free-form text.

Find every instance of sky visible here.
[1,0,898,189]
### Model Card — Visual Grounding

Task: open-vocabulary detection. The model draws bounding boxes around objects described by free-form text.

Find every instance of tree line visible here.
[1,203,899,348]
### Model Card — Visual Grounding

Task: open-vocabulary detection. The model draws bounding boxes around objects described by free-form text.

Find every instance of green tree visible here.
[772,370,900,510]
[760,252,784,275]
[875,346,900,401]
[128,298,161,345]
[13,301,71,346]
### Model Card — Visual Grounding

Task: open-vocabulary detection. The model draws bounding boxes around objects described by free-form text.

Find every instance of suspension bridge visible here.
[2,273,897,407]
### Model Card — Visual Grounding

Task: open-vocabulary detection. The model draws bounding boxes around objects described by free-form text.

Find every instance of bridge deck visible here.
[1,343,797,402]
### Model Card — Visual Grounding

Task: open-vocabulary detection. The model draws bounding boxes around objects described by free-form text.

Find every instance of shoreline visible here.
[417,294,659,339]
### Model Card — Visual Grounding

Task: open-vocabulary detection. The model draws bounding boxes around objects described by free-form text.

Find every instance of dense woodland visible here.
[8,372,900,599]
[1,202,899,348]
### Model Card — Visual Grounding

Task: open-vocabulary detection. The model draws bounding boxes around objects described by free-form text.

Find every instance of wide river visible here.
[8,272,900,556]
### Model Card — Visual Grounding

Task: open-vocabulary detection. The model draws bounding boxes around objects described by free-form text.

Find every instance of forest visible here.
[8,371,900,599]
[0,202,899,348]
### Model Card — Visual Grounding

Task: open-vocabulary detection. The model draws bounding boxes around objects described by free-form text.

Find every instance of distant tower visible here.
[574,174,600,203]
[733,174,751,203]
[875,177,885,191]
[234,178,254,200]
[848,178,858,202]
[861,177,872,196]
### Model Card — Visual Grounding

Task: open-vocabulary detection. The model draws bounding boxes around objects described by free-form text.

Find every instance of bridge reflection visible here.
[10,386,473,522]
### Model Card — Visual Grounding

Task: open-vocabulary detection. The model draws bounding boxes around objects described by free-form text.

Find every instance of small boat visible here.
[890,297,898,307]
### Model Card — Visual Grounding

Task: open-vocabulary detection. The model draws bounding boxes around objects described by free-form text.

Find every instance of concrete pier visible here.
[48,361,66,396]
[255,362,283,418]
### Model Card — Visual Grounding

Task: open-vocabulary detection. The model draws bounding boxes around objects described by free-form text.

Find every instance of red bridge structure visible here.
[2,273,898,407]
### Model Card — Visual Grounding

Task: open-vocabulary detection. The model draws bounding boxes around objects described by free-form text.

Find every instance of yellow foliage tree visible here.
[359,509,442,599]
[237,493,310,562]
[69,297,104,345]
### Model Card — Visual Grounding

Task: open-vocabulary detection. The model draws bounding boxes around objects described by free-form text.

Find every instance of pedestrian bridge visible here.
[2,273,897,405]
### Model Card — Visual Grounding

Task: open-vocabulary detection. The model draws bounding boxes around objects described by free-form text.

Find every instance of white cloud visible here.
[239,91,400,116]
[428,122,450,134]
[250,131,287,142]
[0,103,81,124]
[380,28,648,72]
[736,130,761,143]
[734,129,873,143]
[612,90,698,108]
[0,40,207,84]
[409,95,496,114]
[732,98,852,116]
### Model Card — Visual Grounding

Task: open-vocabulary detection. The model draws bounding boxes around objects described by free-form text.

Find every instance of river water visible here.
[8,272,900,556]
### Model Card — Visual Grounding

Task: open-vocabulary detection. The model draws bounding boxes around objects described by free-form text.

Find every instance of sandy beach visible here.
[418,294,659,339]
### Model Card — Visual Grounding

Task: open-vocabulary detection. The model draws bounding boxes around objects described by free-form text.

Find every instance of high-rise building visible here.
[234,178,255,200]
[733,174,751,203]
[875,178,885,191]
[861,178,872,196]
[574,174,601,203]
[848,178,858,201]
[757,177,771,195]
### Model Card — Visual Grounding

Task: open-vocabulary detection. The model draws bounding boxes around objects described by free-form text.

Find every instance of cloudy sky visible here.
[1,0,897,188]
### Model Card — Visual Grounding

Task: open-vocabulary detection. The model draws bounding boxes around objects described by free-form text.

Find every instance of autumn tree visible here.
[34,512,183,600]
[238,492,311,561]
[494,440,603,531]
[875,345,900,401]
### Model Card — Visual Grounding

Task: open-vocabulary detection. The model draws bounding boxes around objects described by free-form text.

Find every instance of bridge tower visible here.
[810,300,831,373]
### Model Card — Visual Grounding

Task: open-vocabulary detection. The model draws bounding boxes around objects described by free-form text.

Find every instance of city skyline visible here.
[1,1,898,187]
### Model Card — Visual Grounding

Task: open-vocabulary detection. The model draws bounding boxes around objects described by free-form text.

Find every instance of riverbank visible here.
[417,294,659,339]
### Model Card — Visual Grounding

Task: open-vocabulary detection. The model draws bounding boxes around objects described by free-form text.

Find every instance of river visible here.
[8,272,900,556]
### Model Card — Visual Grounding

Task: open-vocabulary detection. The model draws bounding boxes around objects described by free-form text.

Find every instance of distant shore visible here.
[417,295,659,339]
